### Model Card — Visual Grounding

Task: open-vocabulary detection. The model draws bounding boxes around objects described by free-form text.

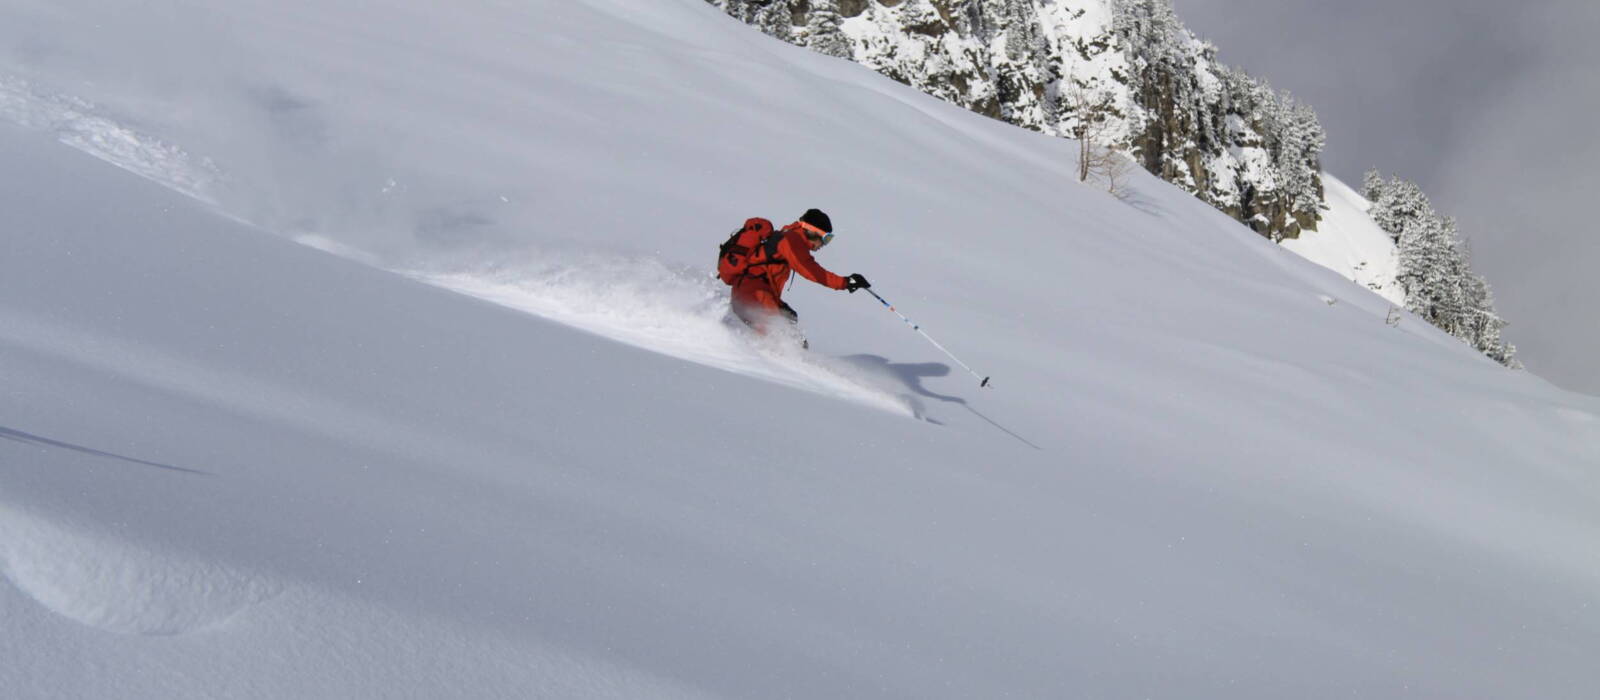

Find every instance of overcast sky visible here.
[1173,0,1600,395]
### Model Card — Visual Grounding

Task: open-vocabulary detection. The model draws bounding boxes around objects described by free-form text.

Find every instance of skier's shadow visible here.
[840,355,1040,451]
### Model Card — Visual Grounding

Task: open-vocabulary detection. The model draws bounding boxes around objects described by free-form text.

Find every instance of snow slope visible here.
[3,1,1599,697]
[1284,174,1405,306]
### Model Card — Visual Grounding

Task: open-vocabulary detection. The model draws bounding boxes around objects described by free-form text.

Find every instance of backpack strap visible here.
[720,238,751,260]
[763,228,785,259]
[743,228,789,274]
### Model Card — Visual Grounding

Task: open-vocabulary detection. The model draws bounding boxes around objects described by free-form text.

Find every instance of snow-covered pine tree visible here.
[1395,199,1450,321]
[710,0,792,42]
[991,2,1039,126]
[1427,217,1471,334]
[1462,272,1520,367]
[708,0,1326,239]
[1281,99,1326,233]
[1114,0,1193,181]
[803,0,852,59]
[1370,170,1518,367]
[1367,174,1428,243]
[1203,65,1265,218]
[1215,69,1282,233]
[1362,168,1386,202]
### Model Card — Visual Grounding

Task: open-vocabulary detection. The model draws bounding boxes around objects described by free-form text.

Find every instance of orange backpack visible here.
[716,217,783,285]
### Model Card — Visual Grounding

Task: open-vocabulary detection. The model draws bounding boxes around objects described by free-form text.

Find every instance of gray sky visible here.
[1174,0,1600,395]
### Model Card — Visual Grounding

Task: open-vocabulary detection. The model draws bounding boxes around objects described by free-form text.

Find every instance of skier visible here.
[721,208,871,336]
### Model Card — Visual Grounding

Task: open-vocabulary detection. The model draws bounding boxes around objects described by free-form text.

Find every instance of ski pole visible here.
[862,288,990,388]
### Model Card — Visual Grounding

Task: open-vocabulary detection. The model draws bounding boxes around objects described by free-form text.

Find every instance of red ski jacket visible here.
[735,222,848,301]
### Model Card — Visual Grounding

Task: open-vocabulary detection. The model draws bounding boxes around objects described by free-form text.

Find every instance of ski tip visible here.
[980,376,991,388]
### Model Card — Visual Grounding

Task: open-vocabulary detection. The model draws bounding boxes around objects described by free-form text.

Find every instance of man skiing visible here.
[723,208,871,336]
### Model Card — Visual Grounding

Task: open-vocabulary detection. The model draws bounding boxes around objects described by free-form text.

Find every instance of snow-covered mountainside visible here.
[710,0,1327,241]
[710,0,1510,364]
[2,1,1598,698]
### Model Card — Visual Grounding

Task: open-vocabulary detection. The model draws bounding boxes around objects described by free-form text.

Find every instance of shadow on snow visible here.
[0,425,209,475]
[839,355,1041,451]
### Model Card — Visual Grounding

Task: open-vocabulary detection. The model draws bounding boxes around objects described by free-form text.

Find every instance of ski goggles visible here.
[798,220,834,247]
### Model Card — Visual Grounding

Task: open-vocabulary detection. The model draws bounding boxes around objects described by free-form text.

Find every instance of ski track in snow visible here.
[409,257,918,418]
[0,76,914,418]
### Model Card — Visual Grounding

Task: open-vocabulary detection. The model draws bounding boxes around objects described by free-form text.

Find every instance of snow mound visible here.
[0,505,281,636]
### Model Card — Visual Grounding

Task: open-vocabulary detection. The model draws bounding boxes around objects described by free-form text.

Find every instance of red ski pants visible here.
[730,278,796,334]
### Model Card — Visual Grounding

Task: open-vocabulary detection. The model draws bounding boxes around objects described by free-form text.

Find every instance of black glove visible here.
[845,273,871,293]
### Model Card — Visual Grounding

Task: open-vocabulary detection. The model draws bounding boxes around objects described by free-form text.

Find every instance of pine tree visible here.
[1375,171,1518,367]
[1368,174,1428,243]
[1464,272,1519,367]
[713,0,1329,239]
[1282,100,1325,220]
[1114,0,1189,175]
[1397,206,1449,322]
[804,0,852,59]
[1362,168,1385,202]
[711,0,793,42]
